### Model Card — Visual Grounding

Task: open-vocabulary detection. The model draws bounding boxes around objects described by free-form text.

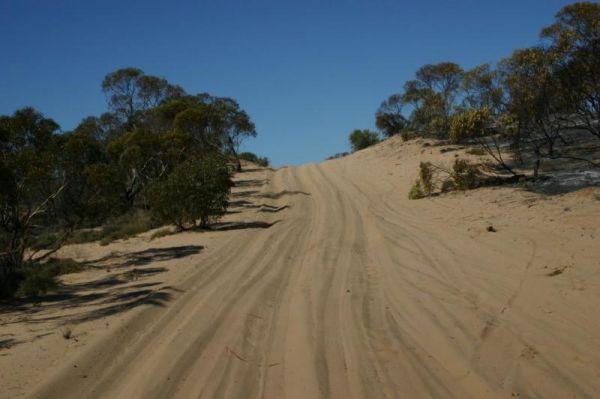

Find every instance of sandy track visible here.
[5,139,600,398]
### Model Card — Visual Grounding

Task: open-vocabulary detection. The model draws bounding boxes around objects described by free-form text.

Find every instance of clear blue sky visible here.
[0,0,574,166]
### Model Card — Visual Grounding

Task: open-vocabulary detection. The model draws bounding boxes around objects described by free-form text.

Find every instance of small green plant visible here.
[18,266,58,297]
[408,162,437,199]
[408,180,425,200]
[96,210,157,245]
[12,258,85,298]
[451,159,480,190]
[419,162,435,195]
[349,129,380,152]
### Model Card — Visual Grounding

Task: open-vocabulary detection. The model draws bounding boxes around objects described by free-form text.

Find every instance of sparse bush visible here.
[239,152,269,167]
[97,210,157,245]
[400,129,416,141]
[419,162,435,195]
[326,152,349,160]
[408,180,425,200]
[3,258,84,298]
[408,162,440,199]
[349,129,380,152]
[449,108,492,144]
[451,159,480,190]
[408,158,482,199]
[18,266,57,297]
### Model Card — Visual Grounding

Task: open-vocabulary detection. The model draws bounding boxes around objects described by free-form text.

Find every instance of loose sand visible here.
[1,137,599,398]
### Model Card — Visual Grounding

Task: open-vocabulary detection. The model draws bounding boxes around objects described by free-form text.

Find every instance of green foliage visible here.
[101,67,184,127]
[0,108,64,291]
[378,2,600,174]
[408,180,425,200]
[326,152,350,160]
[401,62,464,139]
[419,162,435,195]
[449,108,492,144]
[408,158,481,199]
[239,152,270,167]
[149,156,232,230]
[451,159,480,190]
[17,265,58,298]
[375,94,408,137]
[1,67,258,298]
[32,211,158,248]
[0,258,84,299]
[349,129,380,152]
[98,210,157,245]
[408,162,436,199]
[461,63,504,112]
[400,129,417,141]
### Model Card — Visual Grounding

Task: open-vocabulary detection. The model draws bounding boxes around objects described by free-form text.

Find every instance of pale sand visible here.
[1,137,599,398]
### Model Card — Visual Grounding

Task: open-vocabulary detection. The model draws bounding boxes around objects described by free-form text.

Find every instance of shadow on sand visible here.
[0,245,203,329]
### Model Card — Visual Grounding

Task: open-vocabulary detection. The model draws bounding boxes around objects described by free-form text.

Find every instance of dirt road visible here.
[4,139,600,398]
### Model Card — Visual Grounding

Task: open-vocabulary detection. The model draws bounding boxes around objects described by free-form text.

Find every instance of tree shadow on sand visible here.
[0,245,202,326]
[208,220,280,231]
[234,178,268,188]
[258,190,310,199]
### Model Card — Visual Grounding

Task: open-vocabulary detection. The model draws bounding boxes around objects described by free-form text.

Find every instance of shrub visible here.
[239,152,269,167]
[408,180,425,200]
[419,162,435,195]
[149,155,231,230]
[0,258,85,299]
[449,108,492,144]
[18,266,58,297]
[400,129,417,141]
[451,159,480,190]
[349,129,380,152]
[408,162,441,199]
[326,152,349,160]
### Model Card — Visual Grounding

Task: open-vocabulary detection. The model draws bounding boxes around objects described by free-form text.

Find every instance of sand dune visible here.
[1,137,599,398]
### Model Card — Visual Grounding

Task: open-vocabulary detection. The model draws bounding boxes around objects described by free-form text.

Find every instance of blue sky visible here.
[0,0,574,166]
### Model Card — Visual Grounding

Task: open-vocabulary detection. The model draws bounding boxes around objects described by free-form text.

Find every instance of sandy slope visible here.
[1,138,600,398]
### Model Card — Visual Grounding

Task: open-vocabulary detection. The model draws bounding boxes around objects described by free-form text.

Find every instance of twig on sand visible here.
[227,346,247,362]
